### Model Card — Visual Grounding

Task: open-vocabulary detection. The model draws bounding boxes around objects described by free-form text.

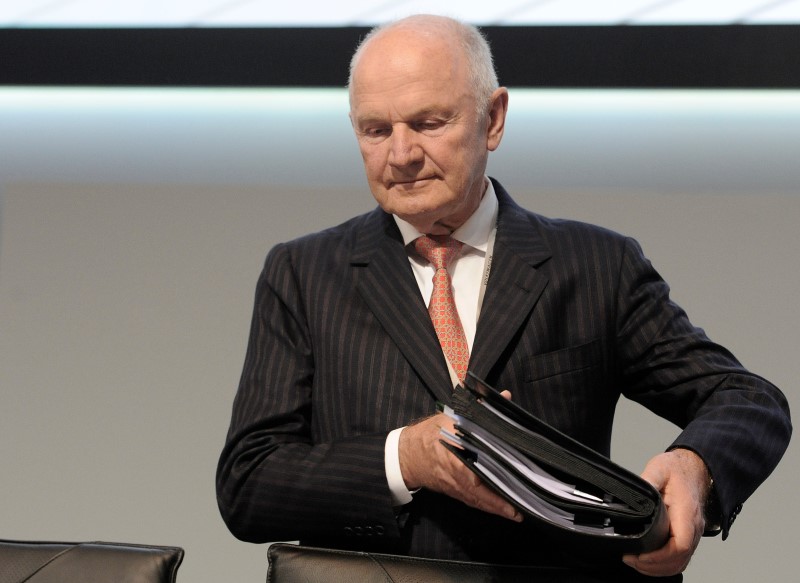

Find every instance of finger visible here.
[446,456,522,522]
[639,461,667,491]
[403,415,522,522]
[622,497,701,576]
[623,537,690,577]
[461,481,522,522]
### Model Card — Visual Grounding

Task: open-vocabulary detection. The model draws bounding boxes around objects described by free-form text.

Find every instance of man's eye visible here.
[364,127,390,138]
[415,120,446,133]
[419,121,440,129]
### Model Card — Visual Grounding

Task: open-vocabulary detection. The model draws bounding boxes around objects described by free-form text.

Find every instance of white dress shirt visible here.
[384,180,499,506]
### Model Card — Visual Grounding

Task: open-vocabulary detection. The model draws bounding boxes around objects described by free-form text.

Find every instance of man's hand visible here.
[623,448,711,577]
[398,392,522,522]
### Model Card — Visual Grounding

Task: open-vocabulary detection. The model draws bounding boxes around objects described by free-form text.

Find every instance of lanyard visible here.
[476,224,497,322]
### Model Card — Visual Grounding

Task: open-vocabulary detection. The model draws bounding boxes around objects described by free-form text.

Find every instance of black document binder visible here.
[441,372,669,557]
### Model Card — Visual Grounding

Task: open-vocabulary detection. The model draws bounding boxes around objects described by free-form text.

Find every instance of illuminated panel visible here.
[1,87,798,195]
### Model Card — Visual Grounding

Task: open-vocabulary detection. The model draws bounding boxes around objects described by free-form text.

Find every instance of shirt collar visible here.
[393,179,498,253]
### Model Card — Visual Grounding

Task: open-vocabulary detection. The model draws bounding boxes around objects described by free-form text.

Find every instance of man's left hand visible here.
[622,448,710,577]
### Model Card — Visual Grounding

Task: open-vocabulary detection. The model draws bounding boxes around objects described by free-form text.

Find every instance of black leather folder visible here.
[441,372,669,557]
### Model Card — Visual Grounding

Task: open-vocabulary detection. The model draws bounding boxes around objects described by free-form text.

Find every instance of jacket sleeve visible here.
[215,243,401,545]
[614,237,791,540]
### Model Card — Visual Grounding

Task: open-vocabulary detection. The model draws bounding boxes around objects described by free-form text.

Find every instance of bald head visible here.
[348,15,499,116]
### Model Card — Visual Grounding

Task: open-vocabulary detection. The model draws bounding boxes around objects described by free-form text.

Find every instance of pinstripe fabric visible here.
[217,179,790,566]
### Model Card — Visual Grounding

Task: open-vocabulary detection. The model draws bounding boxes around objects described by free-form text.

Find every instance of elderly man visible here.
[217,15,790,580]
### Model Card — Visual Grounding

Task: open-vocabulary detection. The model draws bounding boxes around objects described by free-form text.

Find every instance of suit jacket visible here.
[216,180,790,567]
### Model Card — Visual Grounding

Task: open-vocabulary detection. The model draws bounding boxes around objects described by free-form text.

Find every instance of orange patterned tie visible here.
[414,235,469,383]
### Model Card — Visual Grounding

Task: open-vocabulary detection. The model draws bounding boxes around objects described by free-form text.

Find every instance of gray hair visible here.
[347,15,499,117]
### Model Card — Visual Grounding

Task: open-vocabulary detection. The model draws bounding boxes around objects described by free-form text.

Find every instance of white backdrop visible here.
[0,88,797,582]
[2,0,798,26]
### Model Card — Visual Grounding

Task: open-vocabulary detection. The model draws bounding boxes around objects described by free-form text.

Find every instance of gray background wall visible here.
[0,87,797,582]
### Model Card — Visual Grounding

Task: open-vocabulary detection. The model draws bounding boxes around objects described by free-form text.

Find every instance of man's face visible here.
[349,30,505,235]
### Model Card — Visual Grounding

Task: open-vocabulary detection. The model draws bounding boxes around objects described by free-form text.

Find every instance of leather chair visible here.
[0,539,184,583]
[265,543,681,582]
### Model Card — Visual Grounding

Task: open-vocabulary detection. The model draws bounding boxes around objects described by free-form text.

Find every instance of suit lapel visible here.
[469,182,552,380]
[351,209,454,403]
[348,182,552,402]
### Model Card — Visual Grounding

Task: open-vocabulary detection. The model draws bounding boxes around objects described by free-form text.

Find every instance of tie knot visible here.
[414,235,463,270]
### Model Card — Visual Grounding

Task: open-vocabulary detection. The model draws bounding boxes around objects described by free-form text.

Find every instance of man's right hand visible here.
[398,411,522,522]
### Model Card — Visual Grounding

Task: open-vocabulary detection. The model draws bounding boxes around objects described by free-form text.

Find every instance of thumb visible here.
[640,455,669,492]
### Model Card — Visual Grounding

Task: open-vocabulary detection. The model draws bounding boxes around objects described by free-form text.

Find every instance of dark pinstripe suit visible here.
[217,180,790,568]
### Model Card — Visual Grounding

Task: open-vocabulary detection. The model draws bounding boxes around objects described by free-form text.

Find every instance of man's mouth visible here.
[390,177,434,188]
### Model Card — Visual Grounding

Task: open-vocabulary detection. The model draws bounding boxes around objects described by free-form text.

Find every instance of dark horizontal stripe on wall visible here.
[0,25,798,88]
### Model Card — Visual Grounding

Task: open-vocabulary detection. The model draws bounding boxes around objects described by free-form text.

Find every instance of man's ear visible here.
[486,87,509,152]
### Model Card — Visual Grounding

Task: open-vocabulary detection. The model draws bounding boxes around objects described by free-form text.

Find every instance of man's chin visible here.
[373,187,455,229]
[382,191,439,214]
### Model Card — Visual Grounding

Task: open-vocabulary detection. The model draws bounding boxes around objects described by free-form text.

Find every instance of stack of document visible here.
[441,373,669,555]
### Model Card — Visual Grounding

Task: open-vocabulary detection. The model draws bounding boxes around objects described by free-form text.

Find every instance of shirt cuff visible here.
[385,427,414,507]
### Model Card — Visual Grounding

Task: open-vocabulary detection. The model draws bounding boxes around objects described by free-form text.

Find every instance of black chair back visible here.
[0,539,184,583]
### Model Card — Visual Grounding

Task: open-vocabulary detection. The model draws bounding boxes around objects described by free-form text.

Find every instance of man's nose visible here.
[388,126,423,167]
